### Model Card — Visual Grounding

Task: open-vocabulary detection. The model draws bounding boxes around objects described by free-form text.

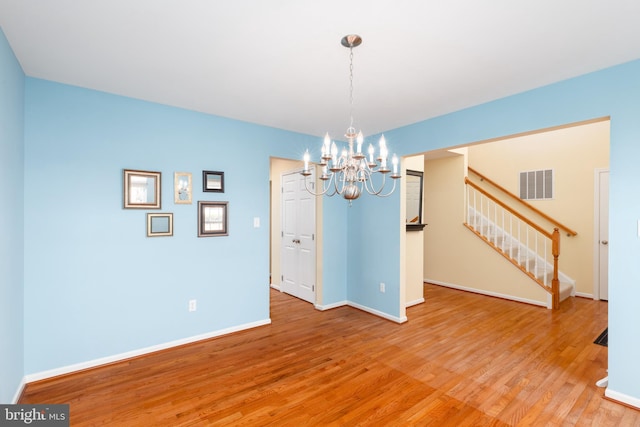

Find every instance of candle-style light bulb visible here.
[379,135,388,168]
[356,131,364,153]
[331,142,338,166]
[304,150,310,172]
[323,133,331,157]
[368,143,375,163]
[392,154,398,174]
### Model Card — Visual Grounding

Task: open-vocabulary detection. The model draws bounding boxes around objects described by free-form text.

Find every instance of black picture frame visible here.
[203,170,224,193]
[198,201,228,237]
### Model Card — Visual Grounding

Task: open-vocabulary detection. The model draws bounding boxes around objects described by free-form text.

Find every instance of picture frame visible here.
[198,201,228,237]
[147,213,173,237]
[174,172,192,204]
[123,169,161,209]
[203,170,224,193]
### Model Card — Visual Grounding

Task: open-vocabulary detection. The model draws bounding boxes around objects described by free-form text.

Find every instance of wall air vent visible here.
[519,169,553,200]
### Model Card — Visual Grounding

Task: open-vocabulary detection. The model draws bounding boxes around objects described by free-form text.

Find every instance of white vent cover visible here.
[519,169,553,200]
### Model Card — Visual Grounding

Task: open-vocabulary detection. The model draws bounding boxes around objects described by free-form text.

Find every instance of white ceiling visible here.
[1,0,640,140]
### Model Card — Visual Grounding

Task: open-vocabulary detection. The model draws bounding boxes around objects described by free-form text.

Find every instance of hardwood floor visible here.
[20,284,637,426]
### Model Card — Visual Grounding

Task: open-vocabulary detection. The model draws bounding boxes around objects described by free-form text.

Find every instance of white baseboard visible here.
[24,318,271,384]
[270,283,281,291]
[406,298,425,308]
[11,377,26,403]
[575,291,594,299]
[348,301,407,324]
[315,300,348,311]
[425,278,547,308]
[605,388,640,410]
[315,299,407,323]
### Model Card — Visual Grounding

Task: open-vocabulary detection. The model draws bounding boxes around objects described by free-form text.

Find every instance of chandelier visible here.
[302,34,401,205]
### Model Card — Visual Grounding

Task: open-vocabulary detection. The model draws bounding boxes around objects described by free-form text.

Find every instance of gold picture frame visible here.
[174,172,192,204]
[123,169,161,209]
[147,213,173,237]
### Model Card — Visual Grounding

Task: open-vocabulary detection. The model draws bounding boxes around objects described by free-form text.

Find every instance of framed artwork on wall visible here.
[147,213,173,237]
[174,172,192,204]
[203,170,224,193]
[123,169,161,209]
[198,201,228,237]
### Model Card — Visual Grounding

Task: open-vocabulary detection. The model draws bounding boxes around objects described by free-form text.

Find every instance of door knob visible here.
[601,240,608,245]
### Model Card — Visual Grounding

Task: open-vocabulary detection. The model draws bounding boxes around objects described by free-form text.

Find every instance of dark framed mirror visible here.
[406,169,426,231]
[198,201,229,237]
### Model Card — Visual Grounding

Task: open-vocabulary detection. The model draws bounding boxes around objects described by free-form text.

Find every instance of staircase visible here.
[466,207,575,308]
[464,168,577,309]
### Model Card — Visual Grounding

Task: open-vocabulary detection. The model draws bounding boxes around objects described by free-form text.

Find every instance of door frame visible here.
[269,157,322,307]
[269,158,304,293]
[593,168,609,300]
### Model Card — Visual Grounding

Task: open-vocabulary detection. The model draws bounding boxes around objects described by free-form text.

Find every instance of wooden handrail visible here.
[464,178,563,308]
[465,178,553,239]
[468,167,578,236]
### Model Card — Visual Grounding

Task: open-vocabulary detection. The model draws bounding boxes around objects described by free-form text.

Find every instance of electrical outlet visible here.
[379,282,385,293]
[188,299,197,312]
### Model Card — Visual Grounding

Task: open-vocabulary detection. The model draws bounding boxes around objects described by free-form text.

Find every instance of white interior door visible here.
[281,169,316,303]
[597,170,609,300]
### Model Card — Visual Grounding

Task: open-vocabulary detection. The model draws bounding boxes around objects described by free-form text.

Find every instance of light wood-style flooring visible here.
[20,284,638,426]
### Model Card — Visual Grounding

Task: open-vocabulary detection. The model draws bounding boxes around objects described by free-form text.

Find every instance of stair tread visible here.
[465,217,576,305]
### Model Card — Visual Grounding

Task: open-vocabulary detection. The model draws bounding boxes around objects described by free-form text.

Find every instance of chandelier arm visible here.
[361,171,389,196]
[303,173,335,197]
[370,176,399,198]
[335,171,346,195]
[325,174,339,197]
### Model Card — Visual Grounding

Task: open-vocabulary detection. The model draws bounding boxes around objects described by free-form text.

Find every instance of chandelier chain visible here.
[349,46,355,131]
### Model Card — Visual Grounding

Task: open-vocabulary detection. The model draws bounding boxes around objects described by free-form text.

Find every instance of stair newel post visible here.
[552,227,560,310]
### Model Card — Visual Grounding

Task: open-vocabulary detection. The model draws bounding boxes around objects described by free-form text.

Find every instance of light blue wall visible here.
[0,28,25,403]
[347,187,401,316]
[378,60,640,403]
[320,195,348,304]
[23,78,319,374]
